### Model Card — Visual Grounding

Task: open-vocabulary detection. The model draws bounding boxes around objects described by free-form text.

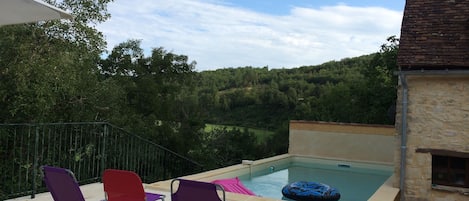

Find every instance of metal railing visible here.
[0,122,203,200]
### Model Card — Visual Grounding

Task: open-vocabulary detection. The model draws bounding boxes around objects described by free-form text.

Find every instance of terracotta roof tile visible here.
[397,0,469,69]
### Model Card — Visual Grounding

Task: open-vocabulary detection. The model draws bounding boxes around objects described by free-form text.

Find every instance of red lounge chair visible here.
[41,166,86,201]
[103,169,165,201]
[171,178,226,201]
[212,177,256,196]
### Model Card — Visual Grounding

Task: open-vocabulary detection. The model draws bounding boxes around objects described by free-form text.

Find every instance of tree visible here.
[100,40,202,154]
[0,0,115,123]
[100,39,144,77]
[0,1,117,198]
[360,36,399,124]
[190,128,259,169]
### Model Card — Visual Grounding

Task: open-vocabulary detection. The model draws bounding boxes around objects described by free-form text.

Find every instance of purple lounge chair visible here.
[171,178,226,201]
[41,166,86,201]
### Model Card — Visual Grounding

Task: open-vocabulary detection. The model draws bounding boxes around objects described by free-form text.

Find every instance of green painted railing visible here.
[0,122,203,200]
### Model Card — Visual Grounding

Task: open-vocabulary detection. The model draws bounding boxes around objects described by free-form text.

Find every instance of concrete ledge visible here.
[368,174,400,201]
[289,121,396,164]
[290,121,396,136]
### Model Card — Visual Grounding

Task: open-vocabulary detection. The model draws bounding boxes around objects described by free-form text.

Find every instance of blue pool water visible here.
[239,161,392,201]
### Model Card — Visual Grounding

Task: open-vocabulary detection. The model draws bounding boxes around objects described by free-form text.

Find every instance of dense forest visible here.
[0,1,399,170]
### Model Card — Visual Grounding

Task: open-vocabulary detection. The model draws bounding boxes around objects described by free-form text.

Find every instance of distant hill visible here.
[194,53,396,132]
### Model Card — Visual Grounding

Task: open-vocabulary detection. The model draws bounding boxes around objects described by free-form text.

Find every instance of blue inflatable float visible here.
[281,181,341,201]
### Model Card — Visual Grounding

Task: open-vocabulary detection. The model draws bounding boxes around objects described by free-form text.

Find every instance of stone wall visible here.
[394,75,469,200]
[289,121,395,164]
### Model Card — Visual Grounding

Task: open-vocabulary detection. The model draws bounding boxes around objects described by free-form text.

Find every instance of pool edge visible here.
[148,154,398,201]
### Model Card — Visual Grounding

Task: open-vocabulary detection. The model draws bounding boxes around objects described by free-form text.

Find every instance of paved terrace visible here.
[6,182,274,201]
[6,183,172,201]
[6,173,398,201]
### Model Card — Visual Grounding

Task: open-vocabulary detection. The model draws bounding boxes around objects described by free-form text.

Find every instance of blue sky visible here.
[224,0,405,14]
[97,0,405,71]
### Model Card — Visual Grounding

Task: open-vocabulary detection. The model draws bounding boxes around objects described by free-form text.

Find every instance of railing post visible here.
[163,151,167,179]
[31,125,39,199]
[101,124,107,176]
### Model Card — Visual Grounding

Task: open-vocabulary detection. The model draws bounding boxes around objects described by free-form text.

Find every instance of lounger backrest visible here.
[171,179,225,201]
[102,169,146,201]
[41,166,85,201]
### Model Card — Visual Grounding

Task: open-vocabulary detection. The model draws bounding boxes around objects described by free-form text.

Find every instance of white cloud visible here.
[97,0,403,71]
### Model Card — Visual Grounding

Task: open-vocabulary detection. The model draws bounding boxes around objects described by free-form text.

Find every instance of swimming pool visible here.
[238,159,393,201]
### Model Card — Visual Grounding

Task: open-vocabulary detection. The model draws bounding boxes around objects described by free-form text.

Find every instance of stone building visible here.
[395,0,469,200]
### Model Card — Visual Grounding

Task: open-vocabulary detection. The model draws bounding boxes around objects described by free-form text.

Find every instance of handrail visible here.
[0,122,203,200]
[106,123,203,167]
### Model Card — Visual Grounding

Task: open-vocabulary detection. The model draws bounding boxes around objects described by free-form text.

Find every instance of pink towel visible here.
[212,177,256,196]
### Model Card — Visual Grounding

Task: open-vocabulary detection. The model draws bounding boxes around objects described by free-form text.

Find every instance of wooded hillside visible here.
[0,0,399,169]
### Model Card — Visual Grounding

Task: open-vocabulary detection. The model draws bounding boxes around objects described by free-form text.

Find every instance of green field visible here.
[204,124,274,143]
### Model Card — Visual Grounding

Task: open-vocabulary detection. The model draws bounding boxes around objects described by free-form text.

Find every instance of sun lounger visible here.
[171,178,226,201]
[212,177,256,196]
[41,166,86,201]
[103,169,165,201]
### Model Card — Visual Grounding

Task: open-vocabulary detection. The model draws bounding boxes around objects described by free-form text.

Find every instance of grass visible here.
[204,124,274,143]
